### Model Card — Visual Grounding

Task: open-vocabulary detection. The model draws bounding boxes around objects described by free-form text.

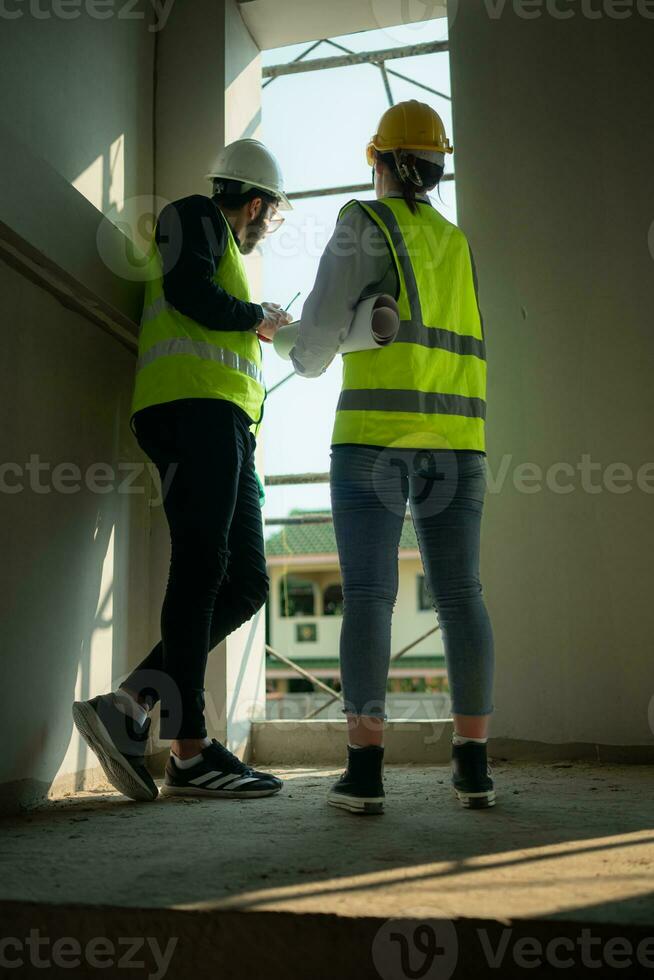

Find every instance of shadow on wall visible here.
[0,258,151,814]
[4,504,116,805]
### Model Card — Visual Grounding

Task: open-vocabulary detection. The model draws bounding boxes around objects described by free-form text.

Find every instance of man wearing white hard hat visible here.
[72,139,292,803]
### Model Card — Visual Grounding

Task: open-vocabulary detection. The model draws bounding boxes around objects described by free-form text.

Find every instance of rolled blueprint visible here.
[272,293,400,361]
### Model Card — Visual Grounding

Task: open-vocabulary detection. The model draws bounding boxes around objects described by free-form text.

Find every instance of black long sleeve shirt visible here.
[155,194,264,331]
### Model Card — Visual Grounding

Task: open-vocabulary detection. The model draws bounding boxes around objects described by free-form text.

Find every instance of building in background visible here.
[265,510,450,720]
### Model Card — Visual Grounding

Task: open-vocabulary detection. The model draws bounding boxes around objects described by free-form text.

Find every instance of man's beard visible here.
[240,212,268,255]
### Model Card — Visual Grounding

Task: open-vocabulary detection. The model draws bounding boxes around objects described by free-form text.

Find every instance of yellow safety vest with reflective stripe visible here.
[131,209,265,422]
[332,197,487,451]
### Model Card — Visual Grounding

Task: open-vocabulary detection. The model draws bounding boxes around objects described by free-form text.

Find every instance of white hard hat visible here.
[207,138,292,210]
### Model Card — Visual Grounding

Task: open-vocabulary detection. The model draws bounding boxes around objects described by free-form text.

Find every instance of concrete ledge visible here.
[490,739,654,764]
[2,901,654,980]
[250,719,454,765]
[8,729,650,817]
[0,121,142,351]
[250,720,654,766]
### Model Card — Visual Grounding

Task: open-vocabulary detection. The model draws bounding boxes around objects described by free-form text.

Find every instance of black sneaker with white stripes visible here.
[160,739,283,799]
[72,693,158,802]
[451,739,496,809]
[327,745,385,815]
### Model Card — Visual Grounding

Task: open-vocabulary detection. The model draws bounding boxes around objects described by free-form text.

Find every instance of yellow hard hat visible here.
[366,100,453,166]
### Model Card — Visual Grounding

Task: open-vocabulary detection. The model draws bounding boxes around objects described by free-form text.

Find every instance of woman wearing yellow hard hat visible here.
[290,100,495,815]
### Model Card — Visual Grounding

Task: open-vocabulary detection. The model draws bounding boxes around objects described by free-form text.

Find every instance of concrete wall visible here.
[238,0,447,49]
[0,1,154,233]
[449,6,654,745]
[0,260,152,811]
[155,0,263,294]
[155,0,225,205]
[0,5,156,812]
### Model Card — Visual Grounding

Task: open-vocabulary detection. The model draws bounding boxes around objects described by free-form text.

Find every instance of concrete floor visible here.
[2,762,654,978]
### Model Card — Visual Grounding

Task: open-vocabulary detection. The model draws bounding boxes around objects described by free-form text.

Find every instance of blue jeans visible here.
[330,445,495,719]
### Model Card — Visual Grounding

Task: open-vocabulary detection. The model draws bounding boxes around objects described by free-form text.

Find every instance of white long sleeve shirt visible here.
[289,192,432,379]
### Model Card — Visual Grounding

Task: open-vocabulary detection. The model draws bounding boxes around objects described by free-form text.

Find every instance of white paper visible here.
[272,293,400,361]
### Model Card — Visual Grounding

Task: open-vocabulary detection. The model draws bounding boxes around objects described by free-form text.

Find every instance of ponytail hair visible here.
[376,150,444,214]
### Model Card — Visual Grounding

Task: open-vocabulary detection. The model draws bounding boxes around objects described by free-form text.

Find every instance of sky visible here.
[259,17,455,533]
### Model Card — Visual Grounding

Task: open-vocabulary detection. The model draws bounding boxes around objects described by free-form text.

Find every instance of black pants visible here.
[123,398,268,739]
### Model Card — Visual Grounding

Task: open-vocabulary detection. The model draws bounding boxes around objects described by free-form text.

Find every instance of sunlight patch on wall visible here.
[55,524,116,786]
[108,134,125,215]
[225,38,263,298]
[72,152,104,212]
[71,135,125,218]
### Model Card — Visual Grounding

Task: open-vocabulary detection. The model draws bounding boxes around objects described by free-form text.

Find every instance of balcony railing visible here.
[265,471,440,720]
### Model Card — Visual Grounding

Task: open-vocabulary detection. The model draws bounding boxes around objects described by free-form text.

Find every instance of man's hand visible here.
[257,302,294,342]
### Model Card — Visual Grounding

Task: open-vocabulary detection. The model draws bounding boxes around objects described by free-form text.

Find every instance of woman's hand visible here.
[257,303,293,342]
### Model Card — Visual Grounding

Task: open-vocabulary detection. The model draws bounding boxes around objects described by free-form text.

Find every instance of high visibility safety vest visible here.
[332,197,487,452]
[131,208,265,423]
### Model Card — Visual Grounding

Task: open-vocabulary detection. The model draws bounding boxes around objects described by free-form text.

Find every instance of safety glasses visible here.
[264,205,285,234]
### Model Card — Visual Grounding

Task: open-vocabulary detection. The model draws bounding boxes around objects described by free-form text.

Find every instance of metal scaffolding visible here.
[263,39,449,81]
[323,39,451,103]
[263,36,454,202]
[287,173,453,203]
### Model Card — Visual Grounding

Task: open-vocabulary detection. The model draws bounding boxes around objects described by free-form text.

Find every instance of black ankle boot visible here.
[327,745,385,815]
[451,739,496,808]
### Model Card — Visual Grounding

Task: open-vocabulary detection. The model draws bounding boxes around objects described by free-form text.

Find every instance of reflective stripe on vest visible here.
[332,197,487,451]
[131,204,264,422]
[140,295,172,325]
[337,388,486,419]
[137,337,264,386]
[366,200,486,361]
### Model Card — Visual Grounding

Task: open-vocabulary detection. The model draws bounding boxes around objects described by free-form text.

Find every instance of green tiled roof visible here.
[266,510,418,557]
[267,654,444,670]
